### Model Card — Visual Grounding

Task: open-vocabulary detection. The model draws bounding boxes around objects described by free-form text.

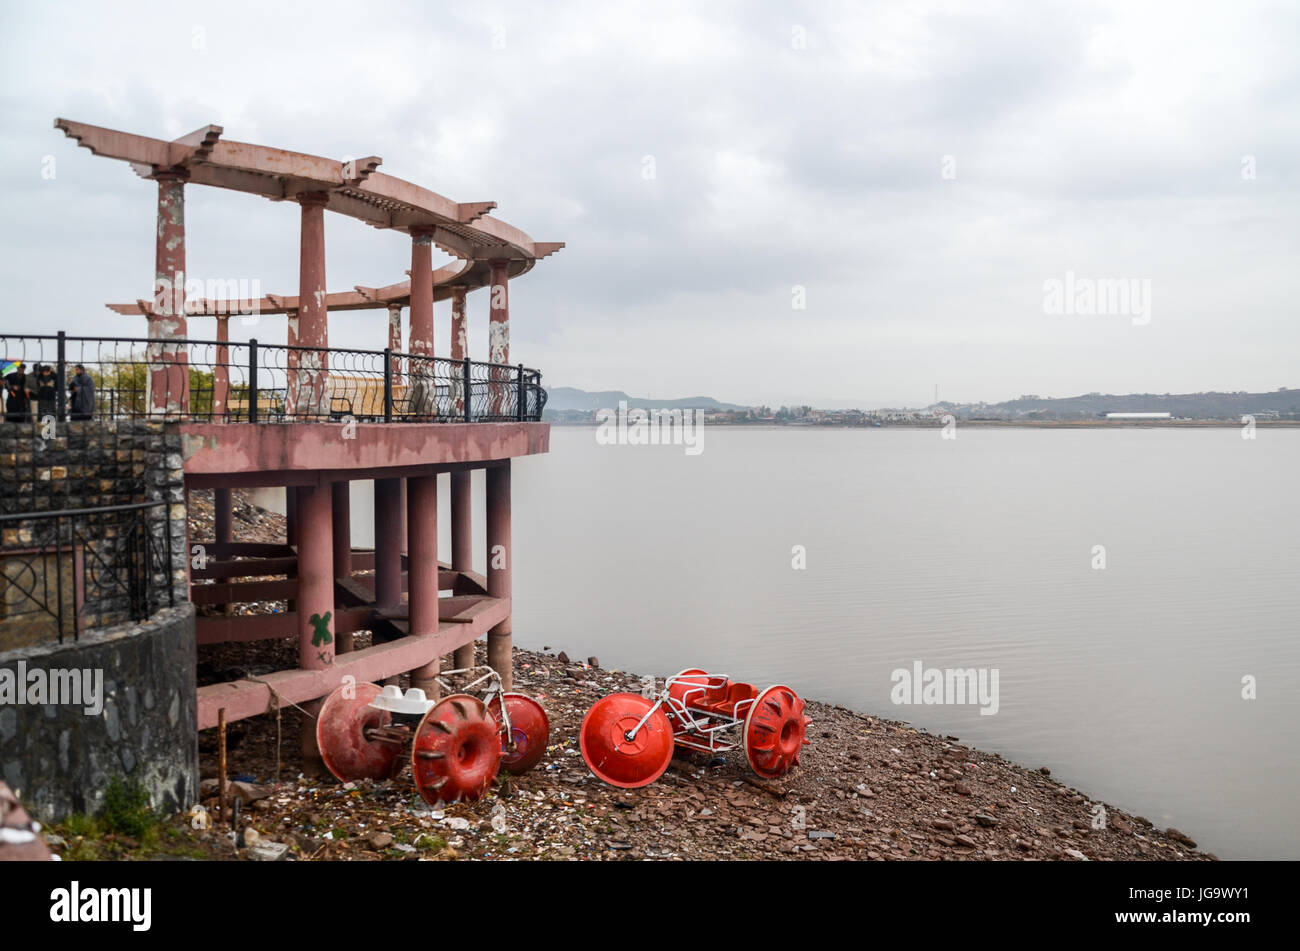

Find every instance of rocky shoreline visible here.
[47,489,1213,862]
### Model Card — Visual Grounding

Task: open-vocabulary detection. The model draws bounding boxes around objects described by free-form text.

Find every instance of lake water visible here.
[258,426,1300,859]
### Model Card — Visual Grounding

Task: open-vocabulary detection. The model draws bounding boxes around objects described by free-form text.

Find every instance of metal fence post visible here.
[248,338,259,423]
[383,348,394,423]
[55,330,67,422]
[516,363,525,421]
[463,357,472,423]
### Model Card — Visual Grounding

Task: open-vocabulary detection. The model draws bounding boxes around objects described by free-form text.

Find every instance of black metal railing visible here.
[0,333,547,424]
[0,501,174,645]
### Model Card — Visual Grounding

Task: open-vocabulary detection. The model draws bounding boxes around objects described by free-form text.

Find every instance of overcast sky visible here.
[2,1,1296,407]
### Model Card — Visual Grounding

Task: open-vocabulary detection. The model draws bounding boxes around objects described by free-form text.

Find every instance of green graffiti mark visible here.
[310,611,333,647]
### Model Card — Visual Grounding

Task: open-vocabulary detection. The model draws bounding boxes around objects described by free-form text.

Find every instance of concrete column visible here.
[290,191,329,418]
[486,462,512,690]
[332,481,353,654]
[149,168,190,416]
[285,486,299,547]
[295,483,335,670]
[387,303,404,385]
[213,315,230,419]
[408,229,435,417]
[285,485,299,615]
[409,231,435,356]
[399,478,408,554]
[450,469,474,671]
[407,474,439,696]
[374,478,403,611]
[331,481,351,579]
[449,286,468,417]
[214,488,233,545]
[488,260,510,417]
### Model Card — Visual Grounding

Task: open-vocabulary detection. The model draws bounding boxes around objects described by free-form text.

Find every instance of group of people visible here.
[2,362,96,423]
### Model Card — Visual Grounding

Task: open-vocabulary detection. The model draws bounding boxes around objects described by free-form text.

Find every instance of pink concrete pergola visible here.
[57,118,562,414]
[54,119,563,748]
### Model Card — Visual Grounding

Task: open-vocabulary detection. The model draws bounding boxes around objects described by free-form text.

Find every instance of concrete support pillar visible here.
[407,474,439,696]
[399,479,408,555]
[295,483,335,671]
[149,169,190,415]
[213,315,230,420]
[408,229,435,416]
[488,260,510,417]
[332,481,353,654]
[214,488,233,545]
[450,469,474,670]
[289,191,329,418]
[486,462,512,690]
[387,303,404,385]
[285,486,299,547]
[374,478,403,611]
[409,231,435,356]
[331,481,351,579]
[449,286,468,417]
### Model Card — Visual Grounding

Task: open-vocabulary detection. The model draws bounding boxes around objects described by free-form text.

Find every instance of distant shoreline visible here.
[548,419,1300,429]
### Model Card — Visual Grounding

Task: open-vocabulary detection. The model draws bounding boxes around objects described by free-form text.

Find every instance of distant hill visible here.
[544,387,750,412]
[949,389,1300,420]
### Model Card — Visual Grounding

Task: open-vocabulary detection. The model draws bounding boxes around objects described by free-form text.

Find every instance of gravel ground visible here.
[166,490,1214,862]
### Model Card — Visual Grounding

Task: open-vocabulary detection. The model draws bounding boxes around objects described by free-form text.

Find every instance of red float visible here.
[316,681,403,782]
[743,684,810,779]
[580,668,811,789]
[487,692,550,775]
[579,693,675,789]
[411,694,502,805]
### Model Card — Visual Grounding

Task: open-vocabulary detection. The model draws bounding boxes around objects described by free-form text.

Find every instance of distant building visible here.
[1106,412,1171,419]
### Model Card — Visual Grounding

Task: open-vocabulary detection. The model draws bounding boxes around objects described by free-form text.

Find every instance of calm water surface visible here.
[262,426,1300,859]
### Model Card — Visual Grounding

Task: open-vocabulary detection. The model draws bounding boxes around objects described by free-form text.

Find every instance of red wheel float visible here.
[487,692,550,775]
[411,694,502,804]
[316,681,402,782]
[743,684,812,779]
[579,692,675,789]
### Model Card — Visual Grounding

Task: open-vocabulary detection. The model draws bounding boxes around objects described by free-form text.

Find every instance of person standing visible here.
[4,361,32,423]
[34,364,58,422]
[69,364,95,421]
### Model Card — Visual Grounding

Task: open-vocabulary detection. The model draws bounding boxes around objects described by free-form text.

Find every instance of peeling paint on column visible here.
[488,262,510,416]
[151,170,190,416]
[449,288,468,415]
[295,193,330,417]
[409,230,435,363]
[388,304,403,384]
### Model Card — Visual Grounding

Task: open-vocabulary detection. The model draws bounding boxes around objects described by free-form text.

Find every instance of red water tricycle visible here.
[315,665,549,804]
[580,668,811,788]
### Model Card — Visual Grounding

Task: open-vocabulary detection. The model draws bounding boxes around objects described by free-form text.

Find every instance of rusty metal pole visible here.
[214,488,233,545]
[486,461,512,690]
[293,191,330,418]
[332,481,352,654]
[149,168,190,415]
[488,260,509,417]
[217,708,227,825]
[407,474,439,697]
[450,468,474,670]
